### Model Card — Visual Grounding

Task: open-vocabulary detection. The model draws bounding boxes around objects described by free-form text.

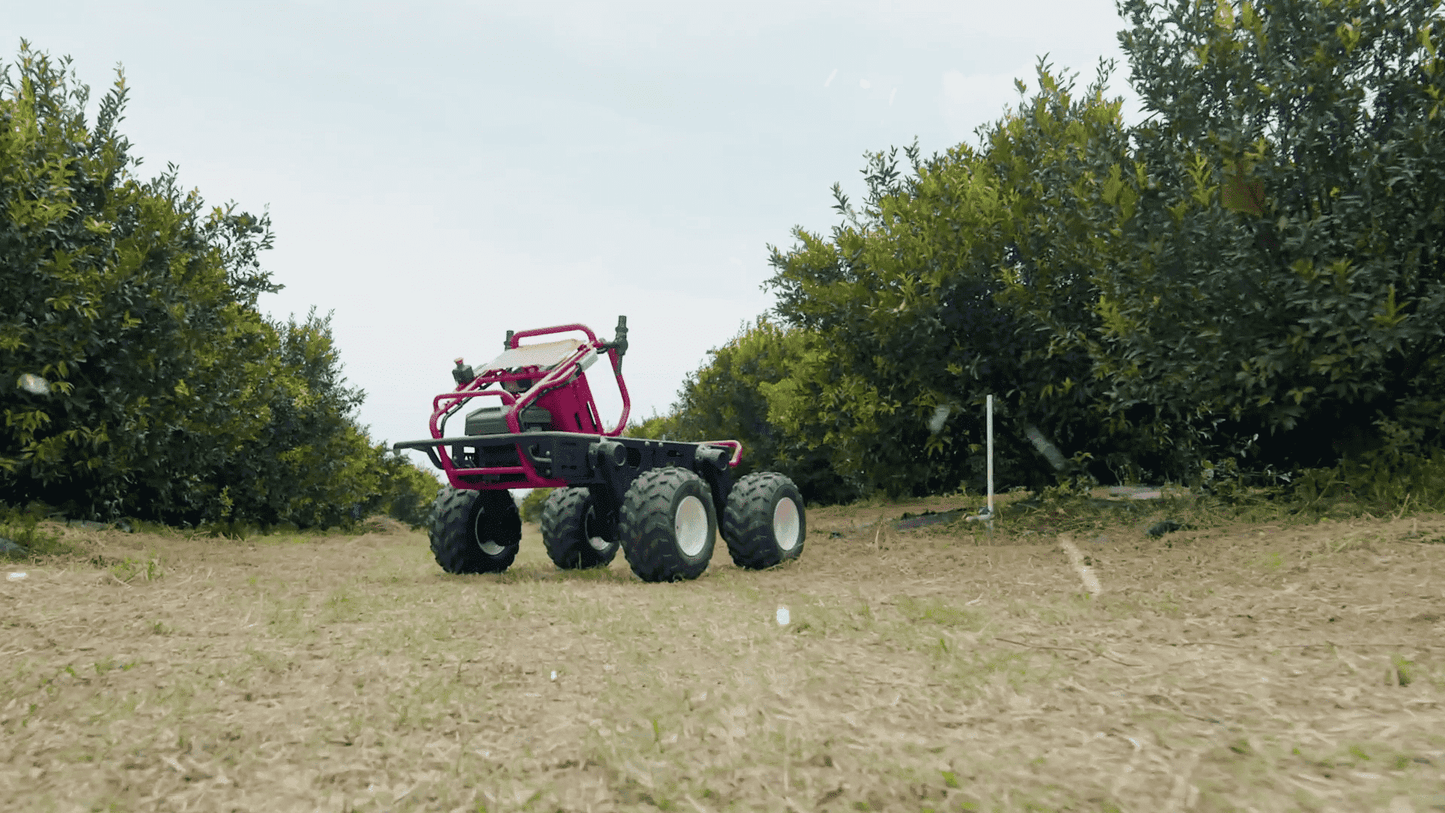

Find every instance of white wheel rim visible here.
[584,505,611,552]
[774,497,801,552]
[675,495,709,557]
[473,510,506,556]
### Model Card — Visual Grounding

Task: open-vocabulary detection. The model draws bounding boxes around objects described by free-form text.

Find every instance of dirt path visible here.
[2,504,1443,811]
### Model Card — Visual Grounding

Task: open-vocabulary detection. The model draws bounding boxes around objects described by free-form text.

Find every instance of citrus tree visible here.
[631,318,855,503]
[1,45,283,519]
[765,62,1135,494]
[1094,0,1445,469]
[2,42,440,526]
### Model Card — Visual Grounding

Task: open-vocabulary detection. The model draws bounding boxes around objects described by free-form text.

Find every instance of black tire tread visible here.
[428,487,521,574]
[619,467,716,582]
[541,488,619,570]
[722,471,806,569]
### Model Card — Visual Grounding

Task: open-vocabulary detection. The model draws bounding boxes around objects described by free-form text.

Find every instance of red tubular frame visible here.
[506,323,631,434]
[426,323,633,489]
[408,320,744,492]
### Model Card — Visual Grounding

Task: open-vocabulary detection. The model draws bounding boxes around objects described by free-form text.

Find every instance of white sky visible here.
[5,1,1141,469]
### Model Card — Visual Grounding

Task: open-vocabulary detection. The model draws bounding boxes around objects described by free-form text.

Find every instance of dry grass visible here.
[3,500,1445,812]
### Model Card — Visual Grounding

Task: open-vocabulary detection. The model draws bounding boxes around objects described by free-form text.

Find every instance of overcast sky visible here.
[5,1,1142,469]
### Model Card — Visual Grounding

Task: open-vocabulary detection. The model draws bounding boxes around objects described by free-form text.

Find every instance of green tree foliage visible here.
[765,63,1134,495]
[518,487,552,523]
[1,42,437,527]
[369,449,439,528]
[1102,0,1445,469]
[1,45,284,518]
[221,310,377,528]
[631,319,855,503]
[756,0,1445,495]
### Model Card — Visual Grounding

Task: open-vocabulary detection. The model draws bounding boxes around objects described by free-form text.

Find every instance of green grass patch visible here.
[0,504,67,556]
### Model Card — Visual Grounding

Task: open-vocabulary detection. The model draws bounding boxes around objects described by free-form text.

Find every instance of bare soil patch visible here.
[3,502,1443,811]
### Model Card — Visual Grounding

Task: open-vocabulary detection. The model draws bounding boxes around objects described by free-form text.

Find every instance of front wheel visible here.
[619,467,717,582]
[541,487,619,570]
[722,472,806,569]
[428,487,521,574]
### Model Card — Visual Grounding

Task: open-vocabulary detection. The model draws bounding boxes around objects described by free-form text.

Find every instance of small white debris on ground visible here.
[776,606,790,626]
[1059,536,1103,596]
[1107,485,1164,500]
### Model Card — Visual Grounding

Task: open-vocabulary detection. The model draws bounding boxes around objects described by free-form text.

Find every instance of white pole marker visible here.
[986,394,994,518]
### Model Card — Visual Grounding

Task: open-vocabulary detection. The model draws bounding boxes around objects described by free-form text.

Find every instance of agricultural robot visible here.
[394,317,806,582]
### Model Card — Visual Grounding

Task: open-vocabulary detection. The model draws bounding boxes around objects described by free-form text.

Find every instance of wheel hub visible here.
[473,508,507,556]
[675,495,709,557]
[584,505,611,552]
[773,497,801,552]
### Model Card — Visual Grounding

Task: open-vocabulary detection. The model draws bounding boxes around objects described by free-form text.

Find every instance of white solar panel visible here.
[480,339,582,373]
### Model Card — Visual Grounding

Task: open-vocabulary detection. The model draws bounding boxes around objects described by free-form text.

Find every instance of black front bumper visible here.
[393,432,736,499]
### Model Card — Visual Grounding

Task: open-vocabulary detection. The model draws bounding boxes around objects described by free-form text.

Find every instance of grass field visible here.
[3,494,1444,812]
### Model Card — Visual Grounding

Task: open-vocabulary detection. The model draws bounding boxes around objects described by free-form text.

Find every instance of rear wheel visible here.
[619,467,716,582]
[722,472,806,569]
[541,488,619,570]
[428,487,521,574]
